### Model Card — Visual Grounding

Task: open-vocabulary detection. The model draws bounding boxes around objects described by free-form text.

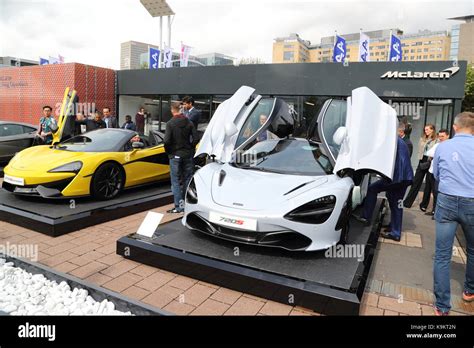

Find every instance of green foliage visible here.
[462,64,474,112]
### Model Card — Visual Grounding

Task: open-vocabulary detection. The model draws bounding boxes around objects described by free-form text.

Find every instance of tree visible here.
[462,64,474,112]
[237,57,265,65]
[140,61,149,69]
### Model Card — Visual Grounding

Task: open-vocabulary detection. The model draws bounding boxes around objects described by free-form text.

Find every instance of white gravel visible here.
[0,257,132,315]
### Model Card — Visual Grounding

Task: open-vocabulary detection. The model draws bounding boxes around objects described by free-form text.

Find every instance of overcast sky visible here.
[0,0,472,69]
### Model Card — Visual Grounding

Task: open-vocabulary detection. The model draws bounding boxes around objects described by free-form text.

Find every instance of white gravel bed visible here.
[0,257,133,315]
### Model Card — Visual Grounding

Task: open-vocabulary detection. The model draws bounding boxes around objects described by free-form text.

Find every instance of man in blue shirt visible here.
[432,112,474,316]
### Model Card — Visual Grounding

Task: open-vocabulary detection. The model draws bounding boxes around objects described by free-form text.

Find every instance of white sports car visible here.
[182,86,397,251]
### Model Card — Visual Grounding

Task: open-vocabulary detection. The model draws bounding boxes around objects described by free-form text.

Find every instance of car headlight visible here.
[284,195,336,224]
[185,178,198,204]
[48,161,83,173]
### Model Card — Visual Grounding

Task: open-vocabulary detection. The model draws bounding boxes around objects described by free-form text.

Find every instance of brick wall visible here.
[0,63,116,126]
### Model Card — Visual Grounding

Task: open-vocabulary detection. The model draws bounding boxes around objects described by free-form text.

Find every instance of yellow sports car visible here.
[2,88,170,200]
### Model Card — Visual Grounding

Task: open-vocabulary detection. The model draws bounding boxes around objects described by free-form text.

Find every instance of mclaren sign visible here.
[381,66,459,80]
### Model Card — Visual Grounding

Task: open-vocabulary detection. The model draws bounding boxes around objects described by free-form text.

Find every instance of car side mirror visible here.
[333,127,347,146]
[132,141,144,149]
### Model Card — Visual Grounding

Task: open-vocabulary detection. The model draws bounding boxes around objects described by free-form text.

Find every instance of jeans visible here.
[433,192,474,313]
[363,179,409,238]
[169,156,194,211]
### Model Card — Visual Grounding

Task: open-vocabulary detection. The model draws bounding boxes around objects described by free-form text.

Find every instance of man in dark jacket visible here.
[121,115,136,131]
[103,107,118,128]
[358,135,414,241]
[74,111,106,135]
[398,123,413,158]
[164,102,199,213]
[182,96,201,130]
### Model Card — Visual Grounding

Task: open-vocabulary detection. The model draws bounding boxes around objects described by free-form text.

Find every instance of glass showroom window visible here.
[188,95,211,134]
[118,95,160,135]
[159,95,181,132]
[299,96,330,137]
[425,99,454,135]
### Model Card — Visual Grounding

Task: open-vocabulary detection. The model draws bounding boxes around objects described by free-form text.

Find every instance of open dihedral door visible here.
[195,86,257,163]
[52,87,77,144]
[195,85,295,163]
[333,87,397,180]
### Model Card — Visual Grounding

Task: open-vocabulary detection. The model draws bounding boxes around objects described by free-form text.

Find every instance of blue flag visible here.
[40,58,49,65]
[149,47,161,69]
[389,34,402,61]
[332,35,346,63]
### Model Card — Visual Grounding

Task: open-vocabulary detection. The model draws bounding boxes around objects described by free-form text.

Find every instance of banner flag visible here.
[149,47,161,69]
[180,43,192,67]
[163,47,173,68]
[389,34,403,61]
[359,32,370,62]
[332,35,346,63]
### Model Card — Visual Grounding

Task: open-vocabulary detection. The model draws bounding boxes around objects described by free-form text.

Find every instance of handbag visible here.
[419,160,431,170]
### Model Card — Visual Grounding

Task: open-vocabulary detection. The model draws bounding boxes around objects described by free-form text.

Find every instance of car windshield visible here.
[232,139,333,175]
[57,129,131,152]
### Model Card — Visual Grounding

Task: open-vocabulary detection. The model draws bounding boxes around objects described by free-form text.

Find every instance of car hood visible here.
[8,145,88,172]
[209,163,328,211]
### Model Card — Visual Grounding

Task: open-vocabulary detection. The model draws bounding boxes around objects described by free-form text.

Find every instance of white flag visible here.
[180,44,192,67]
[49,56,60,64]
[163,47,173,68]
[358,32,370,62]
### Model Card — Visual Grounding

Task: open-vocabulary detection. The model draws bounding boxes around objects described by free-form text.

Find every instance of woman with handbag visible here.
[403,124,438,209]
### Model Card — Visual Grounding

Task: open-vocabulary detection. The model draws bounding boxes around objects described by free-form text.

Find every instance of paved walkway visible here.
[0,186,472,316]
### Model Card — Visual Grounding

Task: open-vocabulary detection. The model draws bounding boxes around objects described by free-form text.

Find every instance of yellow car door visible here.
[122,144,170,188]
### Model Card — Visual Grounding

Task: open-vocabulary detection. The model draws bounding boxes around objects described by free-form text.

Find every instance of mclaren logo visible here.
[381,67,459,80]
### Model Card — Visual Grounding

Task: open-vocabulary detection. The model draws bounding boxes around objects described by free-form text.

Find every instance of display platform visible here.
[0,183,173,237]
[117,198,386,315]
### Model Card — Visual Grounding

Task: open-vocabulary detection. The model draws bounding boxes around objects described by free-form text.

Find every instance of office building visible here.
[449,15,474,64]
[120,41,160,70]
[273,28,452,63]
[0,56,38,68]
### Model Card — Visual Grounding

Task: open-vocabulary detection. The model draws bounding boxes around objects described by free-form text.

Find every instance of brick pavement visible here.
[0,192,472,316]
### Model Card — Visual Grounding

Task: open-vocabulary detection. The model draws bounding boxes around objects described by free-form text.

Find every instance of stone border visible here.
[1,253,171,316]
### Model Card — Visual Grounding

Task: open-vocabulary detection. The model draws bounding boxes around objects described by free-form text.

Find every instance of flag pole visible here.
[334,30,337,63]
[387,30,392,62]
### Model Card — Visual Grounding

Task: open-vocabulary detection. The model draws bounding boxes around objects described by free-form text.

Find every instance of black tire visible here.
[338,190,353,245]
[91,162,124,200]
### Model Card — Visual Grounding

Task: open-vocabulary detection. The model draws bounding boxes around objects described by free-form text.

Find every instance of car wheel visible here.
[338,190,353,245]
[91,162,124,200]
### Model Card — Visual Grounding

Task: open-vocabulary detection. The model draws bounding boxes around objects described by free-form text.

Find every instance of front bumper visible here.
[185,212,313,251]
[2,177,75,198]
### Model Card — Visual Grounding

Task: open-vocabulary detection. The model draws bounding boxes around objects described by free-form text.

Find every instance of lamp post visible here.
[140,0,175,66]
